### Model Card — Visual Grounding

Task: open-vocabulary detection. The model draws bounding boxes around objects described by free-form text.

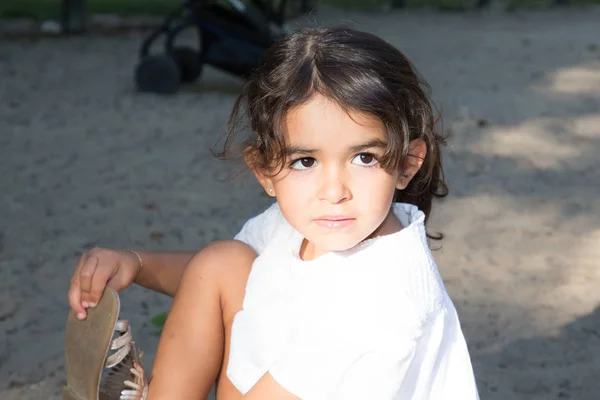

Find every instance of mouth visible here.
[313,216,355,229]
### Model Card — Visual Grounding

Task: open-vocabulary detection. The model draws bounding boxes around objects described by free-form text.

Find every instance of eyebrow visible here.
[285,139,388,157]
[349,139,388,153]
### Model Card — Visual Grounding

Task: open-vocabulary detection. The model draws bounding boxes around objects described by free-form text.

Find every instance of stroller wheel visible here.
[171,46,203,83]
[135,54,181,95]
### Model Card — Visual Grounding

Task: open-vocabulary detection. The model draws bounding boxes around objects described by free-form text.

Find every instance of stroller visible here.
[134,0,316,94]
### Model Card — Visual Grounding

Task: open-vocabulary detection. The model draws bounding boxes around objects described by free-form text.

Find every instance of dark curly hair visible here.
[216,27,448,237]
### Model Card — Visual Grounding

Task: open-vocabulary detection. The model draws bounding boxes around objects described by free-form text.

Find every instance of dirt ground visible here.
[1,5,599,399]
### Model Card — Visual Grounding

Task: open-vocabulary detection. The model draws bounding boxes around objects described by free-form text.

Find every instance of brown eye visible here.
[352,153,378,167]
[360,154,374,164]
[301,158,315,168]
[291,157,317,170]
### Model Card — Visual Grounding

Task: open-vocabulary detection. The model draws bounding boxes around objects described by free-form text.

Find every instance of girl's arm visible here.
[68,248,194,319]
[69,203,281,318]
[132,251,194,296]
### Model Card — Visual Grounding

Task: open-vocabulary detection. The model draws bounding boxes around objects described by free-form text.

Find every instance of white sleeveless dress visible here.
[228,202,479,400]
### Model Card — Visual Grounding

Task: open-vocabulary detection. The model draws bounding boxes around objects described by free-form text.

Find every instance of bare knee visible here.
[188,240,257,275]
[184,240,257,302]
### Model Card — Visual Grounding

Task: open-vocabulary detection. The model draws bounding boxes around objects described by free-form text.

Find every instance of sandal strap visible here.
[105,342,132,368]
[111,322,132,350]
[115,320,129,333]
[104,319,133,368]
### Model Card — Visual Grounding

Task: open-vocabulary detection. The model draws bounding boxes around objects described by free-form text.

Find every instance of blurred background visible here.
[1,0,599,399]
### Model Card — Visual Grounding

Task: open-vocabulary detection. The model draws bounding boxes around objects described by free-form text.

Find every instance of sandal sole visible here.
[63,288,120,400]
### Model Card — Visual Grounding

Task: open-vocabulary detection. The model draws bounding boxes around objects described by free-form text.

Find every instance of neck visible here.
[299,238,322,261]
[367,209,403,240]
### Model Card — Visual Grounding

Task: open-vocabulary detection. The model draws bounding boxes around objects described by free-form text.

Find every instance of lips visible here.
[313,215,355,229]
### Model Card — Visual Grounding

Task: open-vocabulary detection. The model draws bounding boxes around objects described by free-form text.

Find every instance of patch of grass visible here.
[0,0,178,20]
[2,0,600,21]
[0,0,477,19]
[506,0,600,10]
[320,0,600,11]
[150,312,168,335]
[1,1,58,19]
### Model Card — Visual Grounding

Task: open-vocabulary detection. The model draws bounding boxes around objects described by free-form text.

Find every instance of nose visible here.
[317,165,351,204]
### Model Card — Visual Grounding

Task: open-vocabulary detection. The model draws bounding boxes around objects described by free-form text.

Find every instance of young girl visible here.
[67,27,479,399]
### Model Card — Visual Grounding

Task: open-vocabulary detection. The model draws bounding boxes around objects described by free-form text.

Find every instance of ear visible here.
[244,147,276,197]
[396,139,427,190]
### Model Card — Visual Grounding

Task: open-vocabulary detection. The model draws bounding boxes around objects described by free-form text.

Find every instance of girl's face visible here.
[255,94,416,260]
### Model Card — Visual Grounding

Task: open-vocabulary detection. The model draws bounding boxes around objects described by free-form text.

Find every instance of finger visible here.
[87,264,116,307]
[68,254,91,318]
[68,274,87,320]
[79,255,99,297]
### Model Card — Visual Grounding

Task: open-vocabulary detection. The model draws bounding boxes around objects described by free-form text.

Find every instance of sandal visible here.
[63,287,149,400]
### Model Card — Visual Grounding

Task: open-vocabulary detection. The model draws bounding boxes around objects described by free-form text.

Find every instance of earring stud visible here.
[268,189,273,194]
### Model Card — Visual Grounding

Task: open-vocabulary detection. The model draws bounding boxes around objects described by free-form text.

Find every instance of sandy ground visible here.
[1,5,599,399]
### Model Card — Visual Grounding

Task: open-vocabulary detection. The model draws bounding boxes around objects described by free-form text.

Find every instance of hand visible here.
[68,247,141,320]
